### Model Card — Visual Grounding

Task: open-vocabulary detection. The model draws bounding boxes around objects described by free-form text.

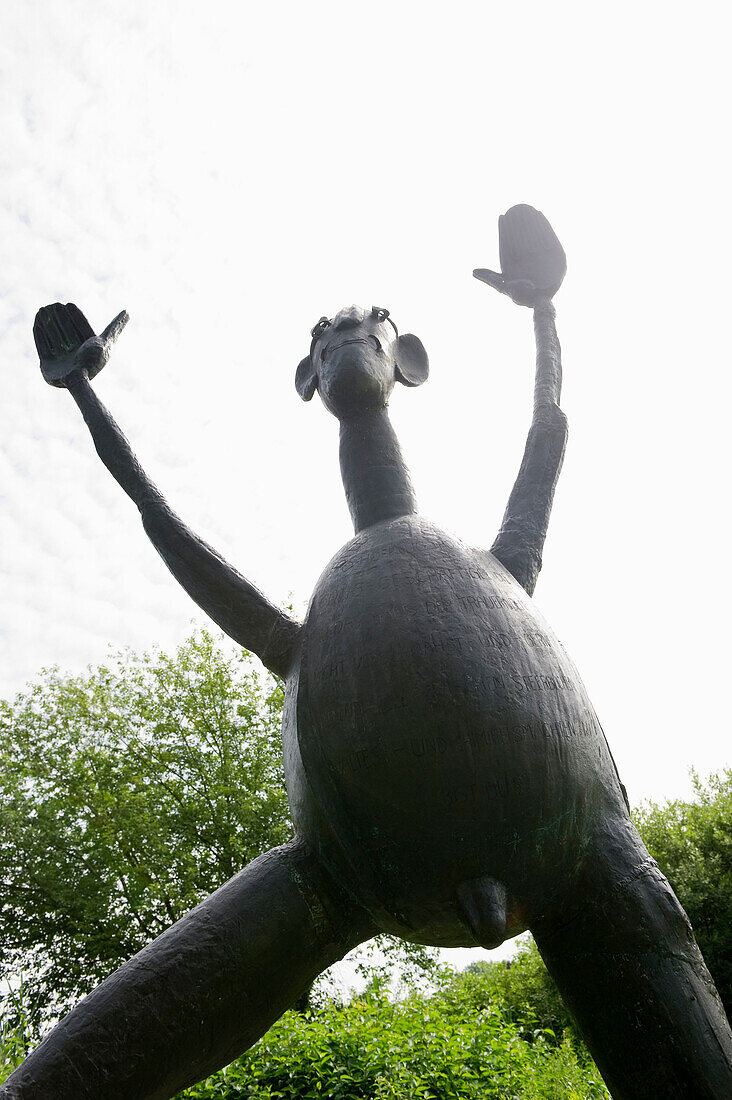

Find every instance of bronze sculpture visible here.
[3,206,731,1099]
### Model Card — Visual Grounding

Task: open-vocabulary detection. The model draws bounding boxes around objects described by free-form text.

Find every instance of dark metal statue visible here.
[4,206,731,1099]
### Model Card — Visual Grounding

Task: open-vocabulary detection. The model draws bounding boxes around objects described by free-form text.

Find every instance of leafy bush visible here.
[444,940,573,1043]
[176,984,608,1099]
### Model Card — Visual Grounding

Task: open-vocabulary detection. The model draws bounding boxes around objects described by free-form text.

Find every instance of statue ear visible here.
[295,355,318,401]
[394,333,429,387]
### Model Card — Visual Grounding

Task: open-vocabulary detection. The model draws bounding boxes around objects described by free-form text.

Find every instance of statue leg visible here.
[1,838,375,1100]
[532,812,732,1099]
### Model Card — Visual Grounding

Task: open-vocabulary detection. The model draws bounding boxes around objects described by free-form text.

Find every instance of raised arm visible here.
[488,298,567,594]
[474,204,568,595]
[33,303,299,679]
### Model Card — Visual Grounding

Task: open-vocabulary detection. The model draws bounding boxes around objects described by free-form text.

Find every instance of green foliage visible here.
[0,982,36,1082]
[175,984,608,1099]
[442,940,574,1043]
[0,629,439,1038]
[347,935,440,996]
[634,768,732,1015]
[0,1018,25,1084]
[0,630,290,1027]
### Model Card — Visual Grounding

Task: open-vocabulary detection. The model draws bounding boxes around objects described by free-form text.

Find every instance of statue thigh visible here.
[532,814,732,1099]
[0,839,375,1100]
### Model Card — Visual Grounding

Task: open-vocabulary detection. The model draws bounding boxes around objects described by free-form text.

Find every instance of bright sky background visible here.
[2,2,731,972]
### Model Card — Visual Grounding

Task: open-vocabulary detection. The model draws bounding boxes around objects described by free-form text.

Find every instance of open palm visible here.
[474,204,567,307]
[33,302,128,386]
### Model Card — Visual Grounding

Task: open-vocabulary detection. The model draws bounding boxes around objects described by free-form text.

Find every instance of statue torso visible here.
[283,516,623,945]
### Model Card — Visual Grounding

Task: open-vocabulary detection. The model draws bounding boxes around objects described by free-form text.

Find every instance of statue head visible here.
[295,304,429,419]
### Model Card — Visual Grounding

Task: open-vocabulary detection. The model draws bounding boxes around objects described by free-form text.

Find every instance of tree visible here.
[634,769,732,1016]
[0,629,437,1037]
[0,630,290,1026]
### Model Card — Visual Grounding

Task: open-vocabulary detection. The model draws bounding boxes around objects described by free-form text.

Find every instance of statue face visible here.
[310,305,398,418]
[296,304,429,414]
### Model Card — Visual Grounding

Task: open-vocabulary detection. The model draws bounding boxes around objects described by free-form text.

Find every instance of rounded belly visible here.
[287,516,621,943]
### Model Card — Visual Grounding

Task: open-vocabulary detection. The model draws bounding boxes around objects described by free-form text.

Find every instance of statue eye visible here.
[310,317,331,339]
[371,306,398,338]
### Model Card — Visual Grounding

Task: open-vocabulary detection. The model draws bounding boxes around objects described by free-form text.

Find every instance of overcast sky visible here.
[2,0,730,837]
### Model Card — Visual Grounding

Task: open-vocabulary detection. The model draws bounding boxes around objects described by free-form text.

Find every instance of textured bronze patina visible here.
[4,206,731,1099]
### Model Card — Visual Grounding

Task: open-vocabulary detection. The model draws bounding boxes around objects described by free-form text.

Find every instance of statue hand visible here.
[474,204,566,309]
[33,303,129,387]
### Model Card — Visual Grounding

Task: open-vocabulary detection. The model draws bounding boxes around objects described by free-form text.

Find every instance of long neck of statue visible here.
[339,406,418,534]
